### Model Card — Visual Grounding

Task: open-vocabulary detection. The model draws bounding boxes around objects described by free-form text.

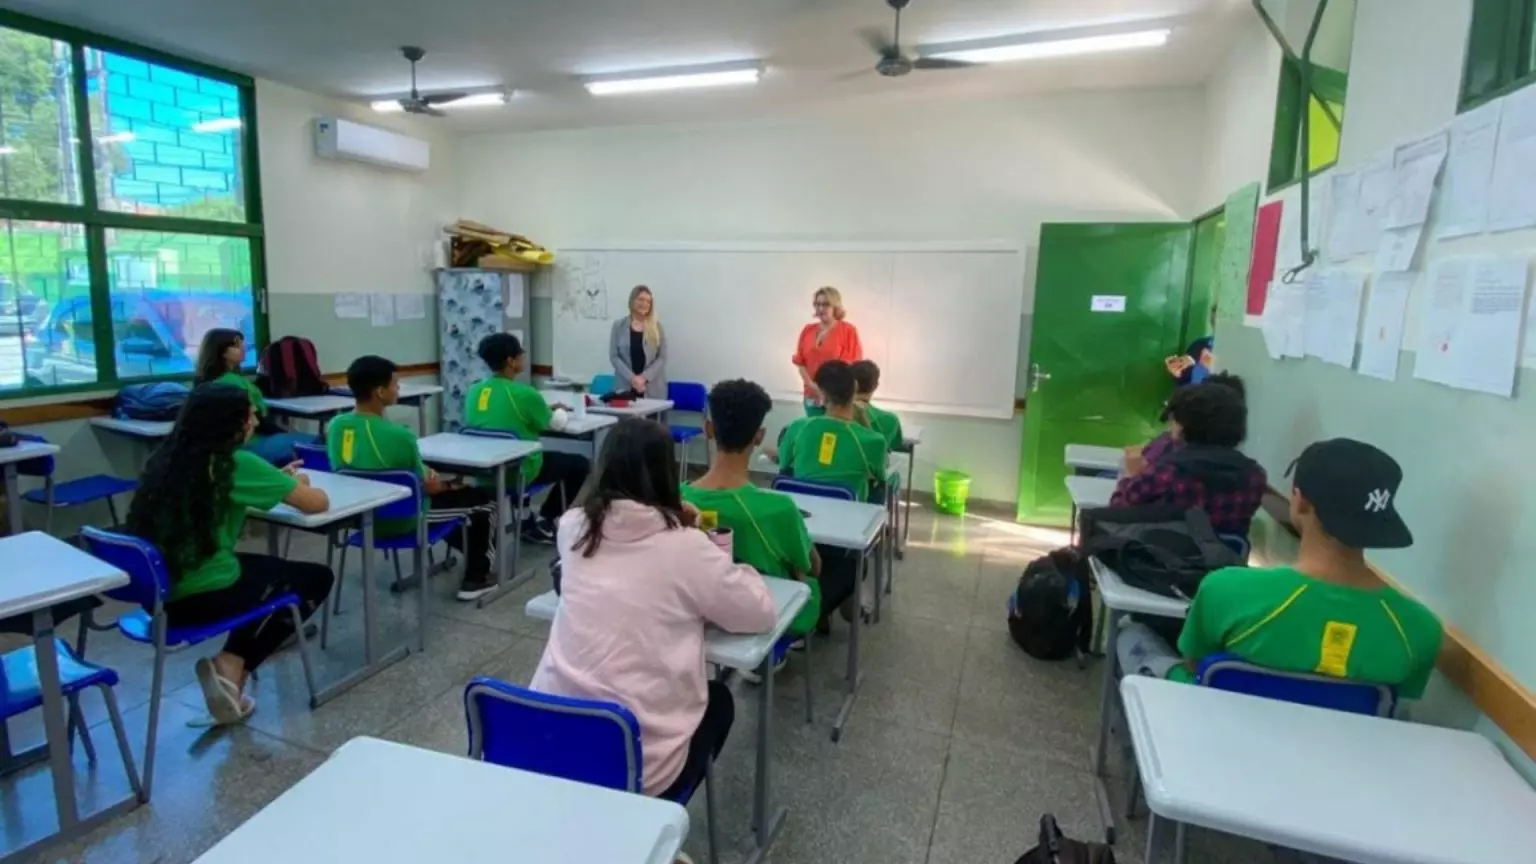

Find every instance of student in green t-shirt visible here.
[850,360,904,452]
[329,355,501,601]
[194,327,315,465]
[1117,438,1443,700]
[125,382,332,726]
[778,360,889,502]
[463,332,590,544]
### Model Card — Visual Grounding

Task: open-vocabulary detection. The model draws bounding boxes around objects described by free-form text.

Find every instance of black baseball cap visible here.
[1287,438,1412,549]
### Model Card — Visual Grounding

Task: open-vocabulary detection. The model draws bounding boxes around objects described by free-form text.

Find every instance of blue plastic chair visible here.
[292,441,332,473]
[464,676,721,864]
[589,373,616,397]
[14,433,138,534]
[332,470,466,627]
[770,475,855,502]
[1,641,142,801]
[461,427,561,514]
[79,527,319,798]
[1217,533,1251,562]
[667,381,708,476]
[1197,652,1397,717]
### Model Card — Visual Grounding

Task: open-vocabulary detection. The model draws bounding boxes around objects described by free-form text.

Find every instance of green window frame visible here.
[1268,57,1348,192]
[1461,0,1536,112]
[0,8,266,401]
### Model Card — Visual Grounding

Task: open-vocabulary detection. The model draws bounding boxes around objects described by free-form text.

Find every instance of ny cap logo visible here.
[1365,489,1391,513]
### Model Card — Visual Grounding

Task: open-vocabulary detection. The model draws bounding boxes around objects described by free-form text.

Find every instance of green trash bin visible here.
[933,469,972,516]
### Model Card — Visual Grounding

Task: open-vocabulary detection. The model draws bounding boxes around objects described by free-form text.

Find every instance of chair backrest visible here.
[338,468,423,522]
[1217,533,1251,561]
[589,373,615,396]
[667,381,708,414]
[771,475,855,501]
[80,527,172,610]
[461,426,523,441]
[293,441,332,473]
[1197,652,1397,717]
[463,676,643,792]
[13,432,55,478]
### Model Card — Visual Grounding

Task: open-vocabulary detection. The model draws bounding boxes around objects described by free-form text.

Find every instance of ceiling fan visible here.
[392,46,465,116]
[858,0,972,78]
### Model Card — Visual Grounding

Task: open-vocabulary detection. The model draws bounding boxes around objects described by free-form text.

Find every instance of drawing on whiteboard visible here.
[555,255,610,320]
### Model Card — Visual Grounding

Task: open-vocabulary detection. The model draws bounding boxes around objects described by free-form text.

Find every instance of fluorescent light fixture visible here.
[583,61,762,96]
[370,89,509,113]
[97,132,136,144]
[922,24,1171,65]
[0,146,14,156]
[192,117,243,133]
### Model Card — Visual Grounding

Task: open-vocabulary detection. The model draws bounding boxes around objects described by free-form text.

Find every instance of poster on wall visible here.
[1216,182,1260,324]
[1247,200,1283,319]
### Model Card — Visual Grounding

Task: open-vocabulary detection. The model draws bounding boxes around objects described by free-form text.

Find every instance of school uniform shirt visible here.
[856,399,904,451]
[1110,442,1267,537]
[779,415,889,502]
[213,371,268,417]
[681,482,823,633]
[462,376,551,483]
[1173,566,1443,699]
[791,321,862,400]
[326,411,427,536]
[170,451,296,601]
[531,501,778,795]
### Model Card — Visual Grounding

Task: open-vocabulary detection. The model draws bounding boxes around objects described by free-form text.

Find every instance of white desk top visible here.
[251,470,410,530]
[785,492,886,551]
[557,413,619,436]
[1089,557,1190,619]
[527,577,810,671]
[901,424,924,448]
[90,416,173,439]
[1121,677,1536,864]
[1065,443,1124,473]
[0,532,127,619]
[0,439,59,467]
[331,382,444,400]
[192,736,689,864]
[265,394,355,416]
[1064,474,1116,509]
[418,433,542,470]
[588,398,674,418]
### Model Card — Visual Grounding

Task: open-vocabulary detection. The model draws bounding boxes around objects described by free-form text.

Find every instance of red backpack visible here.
[258,336,328,398]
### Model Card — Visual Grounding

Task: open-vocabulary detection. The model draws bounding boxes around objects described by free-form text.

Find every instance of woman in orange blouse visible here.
[792,286,863,415]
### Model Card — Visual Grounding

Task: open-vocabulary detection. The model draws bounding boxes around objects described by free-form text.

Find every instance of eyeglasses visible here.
[812,301,831,308]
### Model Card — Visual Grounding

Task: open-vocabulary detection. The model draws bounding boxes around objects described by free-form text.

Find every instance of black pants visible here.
[658,680,734,800]
[532,451,590,521]
[816,544,862,627]
[164,554,333,671]
[427,486,498,582]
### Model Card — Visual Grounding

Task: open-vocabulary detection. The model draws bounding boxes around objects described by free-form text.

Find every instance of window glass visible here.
[0,219,93,390]
[0,27,80,204]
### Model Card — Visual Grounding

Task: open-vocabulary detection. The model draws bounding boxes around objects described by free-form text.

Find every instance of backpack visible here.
[0,422,16,447]
[1080,504,1240,600]
[258,336,327,398]
[114,382,191,421]
[1007,548,1095,661]
[1015,814,1116,864]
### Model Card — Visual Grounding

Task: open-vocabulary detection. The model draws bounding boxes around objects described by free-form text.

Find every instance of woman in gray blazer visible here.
[610,284,667,398]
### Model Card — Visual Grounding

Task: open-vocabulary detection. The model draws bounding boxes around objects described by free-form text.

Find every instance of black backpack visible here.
[1007,548,1094,661]
[1015,814,1116,864]
[257,335,327,399]
[1080,504,1240,600]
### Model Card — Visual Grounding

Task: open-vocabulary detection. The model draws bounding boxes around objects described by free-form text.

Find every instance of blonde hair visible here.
[815,286,847,321]
[629,285,661,348]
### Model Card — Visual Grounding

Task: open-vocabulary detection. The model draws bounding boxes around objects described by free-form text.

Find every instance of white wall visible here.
[456,88,1207,502]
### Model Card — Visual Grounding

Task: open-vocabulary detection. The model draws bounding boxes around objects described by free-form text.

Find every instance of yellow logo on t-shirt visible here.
[698,510,719,532]
[340,428,356,465]
[1316,620,1358,677]
[477,388,492,412]
[818,432,837,465]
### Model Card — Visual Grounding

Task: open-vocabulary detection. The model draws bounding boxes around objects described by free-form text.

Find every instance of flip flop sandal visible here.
[194,657,246,726]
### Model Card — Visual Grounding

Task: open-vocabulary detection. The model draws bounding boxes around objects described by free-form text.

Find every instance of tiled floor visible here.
[2,503,1280,863]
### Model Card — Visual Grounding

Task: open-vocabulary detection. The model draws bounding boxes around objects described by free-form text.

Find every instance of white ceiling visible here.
[6,0,1251,132]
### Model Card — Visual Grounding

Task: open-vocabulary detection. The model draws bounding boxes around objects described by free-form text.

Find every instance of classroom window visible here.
[1461,0,1536,111]
[1264,1,1355,191]
[0,10,264,399]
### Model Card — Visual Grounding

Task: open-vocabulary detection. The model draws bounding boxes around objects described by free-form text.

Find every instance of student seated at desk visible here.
[1117,439,1443,700]
[850,360,903,451]
[532,418,777,797]
[328,355,501,601]
[463,333,590,543]
[1110,380,1265,537]
[195,328,314,465]
[125,382,332,725]
[778,360,889,502]
[1124,373,1245,476]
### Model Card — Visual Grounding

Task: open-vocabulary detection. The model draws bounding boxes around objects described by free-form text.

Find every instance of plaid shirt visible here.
[1111,445,1268,536]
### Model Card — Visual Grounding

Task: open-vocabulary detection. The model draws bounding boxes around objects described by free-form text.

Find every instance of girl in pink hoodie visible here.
[531,418,779,797]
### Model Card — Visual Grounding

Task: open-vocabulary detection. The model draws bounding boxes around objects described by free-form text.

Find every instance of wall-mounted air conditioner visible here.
[314,117,430,173]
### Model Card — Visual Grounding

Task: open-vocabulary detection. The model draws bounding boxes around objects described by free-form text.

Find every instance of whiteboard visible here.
[550,244,1026,419]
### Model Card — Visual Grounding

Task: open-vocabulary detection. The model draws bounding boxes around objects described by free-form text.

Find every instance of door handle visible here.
[1030,363,1052,392]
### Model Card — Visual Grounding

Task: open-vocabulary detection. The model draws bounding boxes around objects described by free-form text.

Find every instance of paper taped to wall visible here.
[1413,257,1527,397]
[1356,272,1412,382]
[1384,130,1448,231]
[395,294,427,320]
[1487,86,1536,233]
[1437,98,1501,240]
[370,293,395,328]
[335,292,369,320]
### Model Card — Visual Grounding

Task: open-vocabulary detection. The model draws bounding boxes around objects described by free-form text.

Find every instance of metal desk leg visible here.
[5,463,21,535]
[1092,608,1123,844]
[311,512,409,705]
[745,644,787,863]
[901,444,916,557]
[833,542,871,742]
[477,461,529,607]
[34,609,79,828]
[415,517,429,651]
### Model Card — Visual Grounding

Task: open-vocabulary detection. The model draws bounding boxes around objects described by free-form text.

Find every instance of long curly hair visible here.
[572,418,684,558]
[194,327,244,384]
[126,383,253,580]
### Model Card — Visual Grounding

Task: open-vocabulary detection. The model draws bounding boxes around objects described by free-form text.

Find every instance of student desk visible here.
[1065,443,1124,475]
[89,417,173,471]
[248,471,410,703]
[893,424,923,559]
[786,491,887,742]
[1121,676,1536,864]
[330,382,443,436]
[1064,473,1116,545]
[587,397,674,419]
[542,412,619,463]
[1089,556,1190,845]
[264,394,354,438]
[191,736,690,864]
[0,439,59,535]
[0,532,135,862]
[416,433,542,608]
[527,577,811,864]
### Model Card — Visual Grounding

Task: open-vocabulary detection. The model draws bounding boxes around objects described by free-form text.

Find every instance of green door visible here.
[1016,223,1193,525]
[1182,210,1225,348]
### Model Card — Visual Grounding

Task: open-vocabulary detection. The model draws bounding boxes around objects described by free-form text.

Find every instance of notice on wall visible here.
[1384,130,1448,231]
[1217,182,1260,323]
[369,293,395,328]
[1413,257,1528,397]
[334,292,369,320]
[1248,201,1283,318]
[395,294,428,321]
[1488,85,1536,232]
[1303,271,1364,368]
[1090,295,1126,312]
[1356,272,1413,382]
[1326,170,1361,263]
[1352,153,1395,257]
[1437,98,1501,240]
